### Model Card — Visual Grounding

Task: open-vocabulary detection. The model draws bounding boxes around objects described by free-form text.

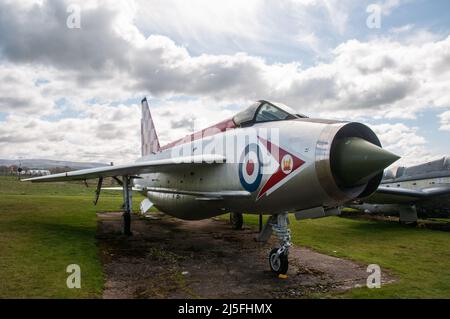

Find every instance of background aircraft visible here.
[349,157,450,224]
[23,98,399,275]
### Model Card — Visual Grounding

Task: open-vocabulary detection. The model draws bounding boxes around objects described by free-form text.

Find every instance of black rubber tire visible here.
[269,247,289,275]
[230,213,243,230]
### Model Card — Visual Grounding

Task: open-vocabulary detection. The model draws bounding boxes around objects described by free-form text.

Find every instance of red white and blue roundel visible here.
[239,144,263,192]
[239,137,306,199]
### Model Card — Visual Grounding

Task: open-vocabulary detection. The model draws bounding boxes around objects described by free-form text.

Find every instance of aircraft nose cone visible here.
[332,137,400,186]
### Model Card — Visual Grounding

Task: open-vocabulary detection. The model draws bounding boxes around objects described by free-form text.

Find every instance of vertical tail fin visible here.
[141,98,160,156]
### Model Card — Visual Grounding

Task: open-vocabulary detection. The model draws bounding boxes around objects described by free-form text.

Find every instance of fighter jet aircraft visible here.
[23,99,399,275]
[349,157,450,224]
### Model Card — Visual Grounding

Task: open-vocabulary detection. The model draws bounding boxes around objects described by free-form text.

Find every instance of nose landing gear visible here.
[268,213,291,275]
[269,248,289,275]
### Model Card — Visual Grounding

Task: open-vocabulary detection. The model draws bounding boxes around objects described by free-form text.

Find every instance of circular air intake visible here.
[315,122,399,203]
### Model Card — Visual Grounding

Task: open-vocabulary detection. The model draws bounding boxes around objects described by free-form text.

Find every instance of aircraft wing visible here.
[21,154,225,183]
[366,185,450,204]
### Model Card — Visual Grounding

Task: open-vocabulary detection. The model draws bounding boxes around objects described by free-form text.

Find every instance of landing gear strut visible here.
[122,175,133,236]
[268,213,291,275]
[230,212,243,230]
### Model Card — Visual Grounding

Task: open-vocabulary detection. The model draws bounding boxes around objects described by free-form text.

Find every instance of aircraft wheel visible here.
[230,212,243,230]
[269,248,288,275]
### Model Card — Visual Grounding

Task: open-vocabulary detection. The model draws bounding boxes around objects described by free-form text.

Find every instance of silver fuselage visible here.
[134,119,381,220]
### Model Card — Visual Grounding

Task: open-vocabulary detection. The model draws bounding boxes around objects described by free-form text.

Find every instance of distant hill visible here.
[0,159,108,170]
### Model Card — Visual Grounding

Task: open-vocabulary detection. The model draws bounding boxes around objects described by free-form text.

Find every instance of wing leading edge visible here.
[22,154,226,183]
[367,185,450,203]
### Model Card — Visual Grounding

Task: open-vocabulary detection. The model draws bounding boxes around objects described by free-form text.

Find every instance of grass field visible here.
[1,176,450,298]
[0,176,126,298]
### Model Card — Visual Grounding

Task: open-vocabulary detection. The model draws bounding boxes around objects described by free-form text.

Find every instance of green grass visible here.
[0,176,118,196]
[241,214,450,298]
[0,176,125,298]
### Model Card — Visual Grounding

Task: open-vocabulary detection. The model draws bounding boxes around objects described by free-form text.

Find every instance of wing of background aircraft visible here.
[21,154,225,183]
[367,185,450,204]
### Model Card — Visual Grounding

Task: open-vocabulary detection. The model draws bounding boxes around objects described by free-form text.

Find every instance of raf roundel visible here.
[239,144,263,193]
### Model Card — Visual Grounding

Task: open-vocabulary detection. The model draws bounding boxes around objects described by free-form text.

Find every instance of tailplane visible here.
[141,97,160,156]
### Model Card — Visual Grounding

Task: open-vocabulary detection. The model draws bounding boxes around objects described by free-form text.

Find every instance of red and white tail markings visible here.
[141,98,160,156]
[257,137,305,200]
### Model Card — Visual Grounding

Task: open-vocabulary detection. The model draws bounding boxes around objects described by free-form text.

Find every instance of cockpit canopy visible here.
[232,100,307,127]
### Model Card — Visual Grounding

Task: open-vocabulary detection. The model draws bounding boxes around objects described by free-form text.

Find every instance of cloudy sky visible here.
[0,0,449,166]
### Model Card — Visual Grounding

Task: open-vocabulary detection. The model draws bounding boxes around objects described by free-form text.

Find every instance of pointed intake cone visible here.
[332,137,400,186]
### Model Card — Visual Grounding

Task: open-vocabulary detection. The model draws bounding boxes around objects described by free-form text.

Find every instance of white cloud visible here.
[0,64,55,115]
[0,0,448,164]
[134,0,359,58]
[378,0,410,15]
[2,0,448,120]
[0,103,141,164]
[295,32,325,56]
[390,24,414,34]
[370,123,441,166]
[136,0,264,44]
[439,110,450,131]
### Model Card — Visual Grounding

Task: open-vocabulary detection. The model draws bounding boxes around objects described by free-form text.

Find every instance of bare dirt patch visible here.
[97,212,394,299]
